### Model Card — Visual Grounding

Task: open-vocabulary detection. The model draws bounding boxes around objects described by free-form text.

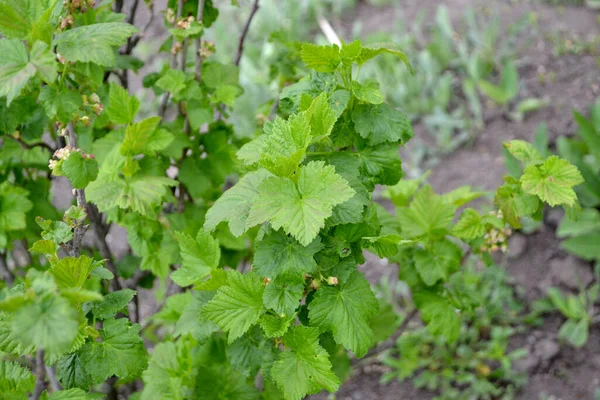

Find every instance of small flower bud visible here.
[263,277,271,285]
[90,93,100,104]
[326,276,338,286]
[310,279,321,290]
[80,115,90,127]
[92,103,103,116]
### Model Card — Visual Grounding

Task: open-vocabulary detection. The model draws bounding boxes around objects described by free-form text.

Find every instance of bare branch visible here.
[7,136,54,153]
[65,124,89,258]
[159,0,184,118]
[127,0,140,25]
[195,0,206,82]
[234,0,260,66]
[32,350,46,399]
[45,365,61,392]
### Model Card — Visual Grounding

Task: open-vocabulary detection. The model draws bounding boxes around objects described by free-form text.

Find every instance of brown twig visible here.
[8,136,54,153]
[113,0,124,13]
[126,0,140,25]
[32,350,46,399]
[234,0,260,66]
[0,252,13,286]
[87,205,122,292]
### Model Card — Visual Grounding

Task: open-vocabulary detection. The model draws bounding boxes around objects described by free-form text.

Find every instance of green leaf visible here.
[80,318,148,383]
[171,230,220,287]
[54,23,138,67]
[248,161,355,246]
[352,103,413,146]
[61,152,99,189]
[309,271,378,357]
[414,292,460,343]
[340,40,363,65]
[254,230,322,283]
[238,113,312,177]
[271,326,340,400]
[300,43,341,72]
[521,155,584,207]
[0,182,33,236]
[263,282,304,316]
[414,239,462,286]
[359,143,403,186]
[504,140,544,166]
[141,341,190,400]
[0,39,57,105]
[355,43,413,73]
[305,93,338,140]
[562,233,600,260]
[397,186,456,238]
[50,255,97,289]
[201,271,265,343]
[0,361,35,398]
[452,208,485,239]
[12,294,79,353]
[558,319,589,348]
[107,82,140,124]
[39,86,82,123]
[494,177,541,227]
[56,353,92,390]
[121,116,174,156]
[351,78,383,104]
[557,208,600,238]
[155,69,187,96]
[87,289,136,320]
[259,314,294,338]
[0,313,36,356]
[47,388,105,400]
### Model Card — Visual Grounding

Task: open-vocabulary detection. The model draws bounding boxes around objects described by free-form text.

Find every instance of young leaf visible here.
[504,140,544,166]
[271,326,340,400]
[171,230,221,287]
[87,289,136,320]
[79,318,148,383]
[204,169,273,237]
[39,86,83,123]
[452,208,485,239]
[396,186,456,238]
[248,161,355,246]
[61,152,99,189]
[308,271,379,357]
[201,271,265,343]
[300,43,341,72]
[521,155,584,207]
[47,388,105,400]
[54,23,138,67]
[50,256,97,289]
[253,231,322,283]
[107,82,140,125]
[355,44,413,73]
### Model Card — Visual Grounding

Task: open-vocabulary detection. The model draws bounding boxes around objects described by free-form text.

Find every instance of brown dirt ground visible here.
[313,1,600,399]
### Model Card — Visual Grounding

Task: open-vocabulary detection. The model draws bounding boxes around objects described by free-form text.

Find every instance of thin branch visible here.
[195,0,206,82]
[127,0,140,25]
[0,252,14,286]
[45,365,61,392]
[65,124,89,258]
[268,96,280,120]
[233,0,260,66]
[113,0,124,13]
[7,136,54,153]
[159,0,184,118]
[32,350,46,399]
[87,205,123,292]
